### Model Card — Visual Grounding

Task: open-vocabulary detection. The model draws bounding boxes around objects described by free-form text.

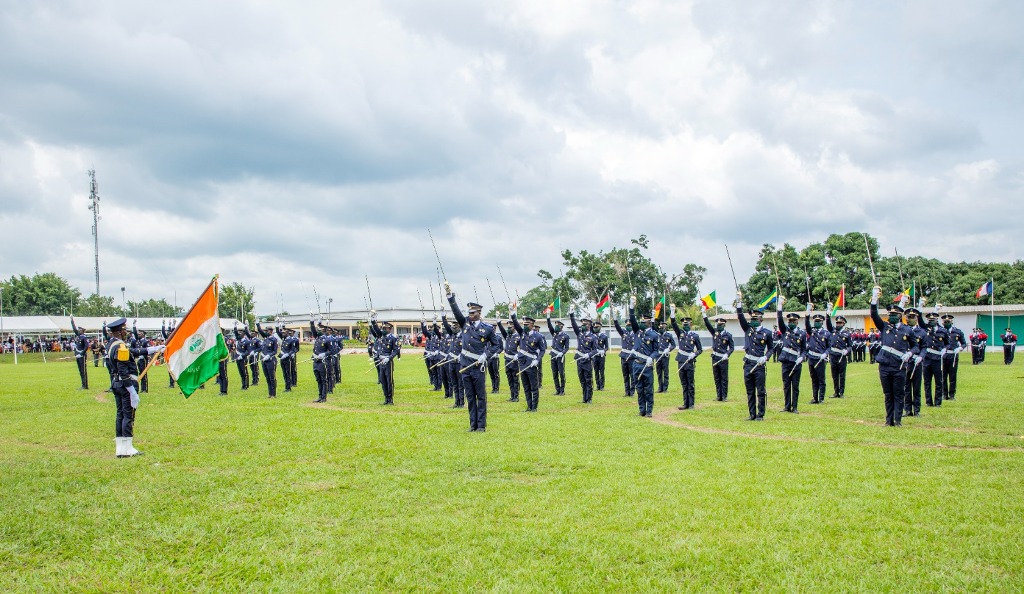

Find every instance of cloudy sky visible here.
[2,0,1021,314]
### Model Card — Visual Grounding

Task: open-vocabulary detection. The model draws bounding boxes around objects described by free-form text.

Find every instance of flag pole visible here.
[991,277,995,351]
[164,275,219,347]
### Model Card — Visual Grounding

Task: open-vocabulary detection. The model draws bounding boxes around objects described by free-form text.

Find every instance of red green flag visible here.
[596,294,610,312]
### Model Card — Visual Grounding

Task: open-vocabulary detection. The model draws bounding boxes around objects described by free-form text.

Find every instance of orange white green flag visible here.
[164,277,229,397]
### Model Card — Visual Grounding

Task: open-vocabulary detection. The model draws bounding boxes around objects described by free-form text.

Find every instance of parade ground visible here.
[2,353,1022,592]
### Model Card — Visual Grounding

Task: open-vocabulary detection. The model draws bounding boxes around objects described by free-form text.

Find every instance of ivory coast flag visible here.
[164,277,229,397]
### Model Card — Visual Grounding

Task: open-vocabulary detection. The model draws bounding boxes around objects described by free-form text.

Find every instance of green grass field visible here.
[2,351,1023,592]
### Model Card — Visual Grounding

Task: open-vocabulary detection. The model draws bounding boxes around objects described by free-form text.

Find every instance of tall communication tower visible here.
[88,170,101,295]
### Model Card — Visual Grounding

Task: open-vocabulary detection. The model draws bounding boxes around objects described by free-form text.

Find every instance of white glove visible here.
[777,296,785,311]
[380,357,390,365]
[871,286,881,304]
[901,351,913,362]
[756,356,767,365]
[370,310,377,320]
[629,295,637,308]
[146,345,165,355]
[954,346,962,354]
[795,356,804,365]
[444,281,452,296]
[529,359,539,368]
[127,385,140,409]
[806,302,812,312]
[843,349,850,356]
[670,303,676,317]
[914,356,923,364]
[687,352,696,361]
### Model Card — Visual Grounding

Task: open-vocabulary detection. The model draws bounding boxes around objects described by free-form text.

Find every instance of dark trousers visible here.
[249,359,260,385]
[487,357,500,392]
[427,358,440,389]
[880,366,905,425]
[520,364,540,410]
[904,363,922,414]
[632,361,654,416]
[577,359,594,403]
[550,356,566,394]
[333,356,341,390]
[677,361,696,408]
[280,357,291,390]
[168,370,175,388]
[619,357,634,396]
[112,384,136,437]
[314,367,328,401]
[449,364,463,405]
[972,345,982,364]
[218,360,229,394]
[830,357,847,396]
[712,356,729,400]
[942,355,959,399]
[537,358,544,389]
[594,354,606,390]
[1005,345,1015,365]
[380,360,394,404]
[439,362,452,398]
[462,367,488,430]
[136,357,149,393]
[922,359,943,406]
[808,358,827,403]
[743,363,766,418]
[261,358,277,397]
[289,356,298,387]
[504,357,520,400]
[779,359,802,411]
[236,359,249,389]
[93,352,100,367]
[76,356,88,389]
[656,357,669,392]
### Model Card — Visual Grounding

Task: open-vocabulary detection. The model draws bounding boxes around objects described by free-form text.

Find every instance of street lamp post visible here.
[121,287,126,314]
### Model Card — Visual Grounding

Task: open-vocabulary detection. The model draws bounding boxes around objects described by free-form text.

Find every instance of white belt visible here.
[620,349,634,355]
[782,347,801,357]
[926,348,944,356]
[633,353,653,364]
[808,351,827,359]
[881,345,904,357]
[830,347,846,354]
[744,354,761,362]
[517,349,538,360]
[462,351,486,363]
[712,352,729,360]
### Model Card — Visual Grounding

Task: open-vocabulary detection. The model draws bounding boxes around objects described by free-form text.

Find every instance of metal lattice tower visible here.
[88,170,101,295]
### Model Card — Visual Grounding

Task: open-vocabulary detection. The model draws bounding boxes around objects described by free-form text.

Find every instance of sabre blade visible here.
[427,228,448,282]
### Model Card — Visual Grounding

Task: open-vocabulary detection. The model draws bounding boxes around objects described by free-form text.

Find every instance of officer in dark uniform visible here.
[868,329,881,364]
[969,329,985,365]
[421,317,442,391]
[101,321,115,387]
[869,286,918,426]
[70,317,90,389]
[131,323,151,393]
[433,319,454,399]
[942,314,966,400]
[703,309,735,401]
[216,329,230,395]
[442,314,464,407]
[511,312,546,412]
[161,320,177,388]
[446,286,502,431]
[825,313,852,398]
[255,323,280,398]
[246,327,261,386]
[1002,328,1017,365]
[486,323,502,394]
[737,299,774,420]
[628,297,660,417]
[593,322,609,390]
[570,312,597,403]
[775,299,807,413]
[546,315,570,395]
[670,306,703,410]
[370,316,401,405]
[918,310,948,410]
[91,335,102,367]
[497,320,521,402]
[613,311,636,398]
[655,321,674,393]
[804,309,830,405]
[233,324,250,389]
[105,318,163,457]
[309,319,337,402]
[902,307,927,417]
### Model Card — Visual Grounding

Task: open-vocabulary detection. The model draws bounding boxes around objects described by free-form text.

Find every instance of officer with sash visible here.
[256,322,280,398]
[613,311,636,398]
[869,286,918,426]
[703,309,735,401]
[570,312,597,403]
[627,296,660,417]
[105,318,164,457]
[941,313,967,401]
[593,322,609,391]
[546,314,570,395]
[805,308,831,405]
[902,307,927,417]
[670,305,703,410]
[918,310,948,410]
[511,311,546,412]
[446,285,502,432]
[825,313,852,398]
[737,297,774,420]
[70,317,90,389]
[442,314,465,407]
[775,298,807,413]
[370,315,401,405]
[497,320,522,402]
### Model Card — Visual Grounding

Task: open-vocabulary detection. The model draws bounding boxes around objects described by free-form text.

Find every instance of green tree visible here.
[218,282,256,326]
[75,294,120,317]
[1,273,82,315]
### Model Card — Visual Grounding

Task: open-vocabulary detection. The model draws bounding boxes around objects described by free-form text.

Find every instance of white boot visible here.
[124,437,143,457]
[115,437,128,458]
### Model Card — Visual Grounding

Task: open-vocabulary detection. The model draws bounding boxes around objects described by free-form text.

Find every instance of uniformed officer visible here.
[825,313,852,398]
[737,298,774,420]
[1002,327,1017,365]
[804,308,830,405]
[869,286,918,426]
[902,307,927,417]
[370,315,401,405]
[868,329,881,364]
[670,306,703,410]
[217,329,230,395]
[511,311,546,412]
[442,314,465,407]
[161,320,177,388]
[918,310,949,410]
[433,319,454,399]
[446,286,502,432]
[497,320,521,402]
[421,318,442,391]
[105,318,164,457]
[703,309,735,401]
[277,328,296,392]
[486,324,502,394]
[256,322,280,398]
[546,315,570,395]
[776,299,807,413]
[246,328,261,386]
[70,317,90,389]
[628,296,660,418]
[613,311,636,398]
[309,319,337,402]
[131,323,151,393]
[593,322,609,391]
[233,324,250,389]
[655,320,674,393]
[942,314,967,400]
[570,312,597,403]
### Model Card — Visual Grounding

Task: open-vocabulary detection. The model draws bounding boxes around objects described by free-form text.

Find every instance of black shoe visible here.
[830,394,840,398]
[792,409,799,414]
[781,408,790,413]
[678,405,688,410]
[747,416,756,421]
[467,428,477,432]
[754,416,764,421]
[640,412,647,417]
[477,428,486,432]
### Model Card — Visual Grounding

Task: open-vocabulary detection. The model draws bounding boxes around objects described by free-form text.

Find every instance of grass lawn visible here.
[1,351,1023,592]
